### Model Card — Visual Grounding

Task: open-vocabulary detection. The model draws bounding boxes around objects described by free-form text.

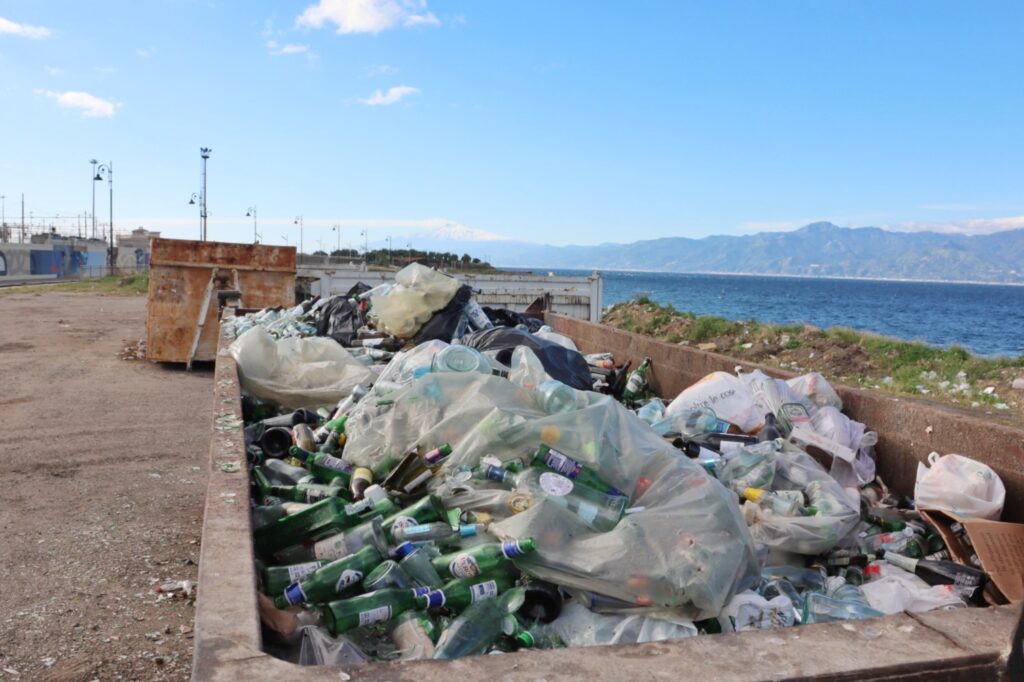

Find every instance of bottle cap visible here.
[742,487,766,503]
[515,631,536,648]
[363,484,387,505]
[393,542,417,560]
[458,524,480,538]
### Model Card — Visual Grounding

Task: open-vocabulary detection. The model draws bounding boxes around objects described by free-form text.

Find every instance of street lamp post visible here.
[294,216,303,257]
[94,162,113,272]
[246,207,259,243]
[0,194,5,243]
[200,148,211,241]
[331,224,341,255]
[188,193,201,239]
[387,236,393,266]
[360,228,369,263]
[89,159,98,239]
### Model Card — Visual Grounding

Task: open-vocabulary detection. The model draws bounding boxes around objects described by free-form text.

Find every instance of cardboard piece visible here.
[921,509,1024,604]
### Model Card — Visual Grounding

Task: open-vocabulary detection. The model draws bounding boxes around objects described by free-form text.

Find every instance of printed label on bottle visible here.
[507,492,534,514]
[319,454,352,473]
[543,449,582,479]
[335,569,364,592]
[501,540,525,559]
[390,516,418,533]
[402,524,433,538]
[449,553,481,578]
[539,472,573,497]
[304,487,329,503]
[287,561,323,582]
[313,534,349,561]
[575,501,599,525]
[470,580,498,602]
[358,605,392,627]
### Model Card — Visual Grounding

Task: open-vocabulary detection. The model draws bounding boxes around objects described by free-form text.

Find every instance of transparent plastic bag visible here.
[860,561,966,614]
[720,590,795,632]
[915,452,1005,520]
[297,626,370,667]
[786,372,843,411]
[741,445,861,554]
[810,406,877,487]
[229,326,374,409]
[545,601,696,648]
[534,325,579,351]
[342,345,759,616]
[368,263,460,338]
[664,372,763,433]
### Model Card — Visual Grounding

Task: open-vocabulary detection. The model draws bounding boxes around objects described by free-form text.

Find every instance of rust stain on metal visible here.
[147,238,296,363]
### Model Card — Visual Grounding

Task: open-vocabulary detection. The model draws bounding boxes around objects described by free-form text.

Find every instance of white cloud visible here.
[0,17,51,39]
[296,0,440,34]
[366,63,398,77]
[95,66,115,74]
[35,89,119,118]
[44,66,63,76]
[359,85,420,106]
[883,216,1024,236]
[266,39,312,56]
[136,47,157,58]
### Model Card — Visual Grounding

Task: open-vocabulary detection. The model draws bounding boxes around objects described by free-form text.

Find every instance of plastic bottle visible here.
[463,299,494,331]
[432,345,488,374]
[538,380,578,414]
[433,587,526,659]
[860,528,926,558]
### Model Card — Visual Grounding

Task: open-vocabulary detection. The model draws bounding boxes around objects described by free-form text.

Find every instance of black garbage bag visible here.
[460,326,592,390]
[316,295,363,346]
[345,282,372,298]
[414,285,473,344]
[482,306,543,332]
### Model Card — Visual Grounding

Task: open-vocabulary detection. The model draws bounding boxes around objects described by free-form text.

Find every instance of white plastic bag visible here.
[545,602,697,648]
[860,562,965,614]
[810,406,878,487]
[786,372,843,410]
[915,452,1005,520]
[720,590,795,631]
[665,371,763,433]
[534,325,579,351]
[229,327,374,408]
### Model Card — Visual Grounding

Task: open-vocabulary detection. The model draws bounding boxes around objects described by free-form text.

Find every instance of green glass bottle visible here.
[423,573,515,613]
[621,356,652,402]
[531,444,623,497]
[251,501,310,530]
[431,539,536,580]
[274,524,388,607]
[320,588,430,636]
[299,447,355,486]
[253,495,398,557]
[262,560,323,595]
[275,494,446,563]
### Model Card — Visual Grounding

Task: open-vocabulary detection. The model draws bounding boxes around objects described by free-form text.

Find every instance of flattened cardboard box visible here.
[921,509,1024,604]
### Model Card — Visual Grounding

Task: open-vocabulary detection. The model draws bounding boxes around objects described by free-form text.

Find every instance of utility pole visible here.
[246,206,259,243]
[21,193,25,243]
[200,148,211,241]
[0,194,5,243]
[90,159,98,238]
[294,216,304,256]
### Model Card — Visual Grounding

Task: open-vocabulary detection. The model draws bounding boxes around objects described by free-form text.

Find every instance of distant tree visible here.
[461,253,471,264]
[312,249,328,256]
[472,257,481,265]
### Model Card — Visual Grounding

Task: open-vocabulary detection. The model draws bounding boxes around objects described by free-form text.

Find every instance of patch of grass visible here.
[826,327,862,345]
[634,294,655,306]
[649,313,673,331]
[619,315,636,332]
[666,333,682,343]
[687,315,738,343]
[783,338,802,350]
[0,273,150,296]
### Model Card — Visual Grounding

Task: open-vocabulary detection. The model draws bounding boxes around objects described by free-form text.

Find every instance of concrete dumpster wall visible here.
[193,310,1024,681]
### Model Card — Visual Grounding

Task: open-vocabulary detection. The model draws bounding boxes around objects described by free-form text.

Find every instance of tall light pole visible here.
[188,193,201,239]
[331,224,340,254]
[387,236,393,266]
[200,147,211,241]
[89,159,98,238]
[246,206,259,243]
[0,194,5,243]
[360,228,368,262]
[94,163,113,271]
[294,216,303,256]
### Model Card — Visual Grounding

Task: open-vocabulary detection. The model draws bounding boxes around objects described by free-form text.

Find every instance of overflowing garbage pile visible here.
[230,263,1008,666]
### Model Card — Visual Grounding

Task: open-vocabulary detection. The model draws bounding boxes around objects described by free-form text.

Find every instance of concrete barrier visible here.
[192,310,1024,680]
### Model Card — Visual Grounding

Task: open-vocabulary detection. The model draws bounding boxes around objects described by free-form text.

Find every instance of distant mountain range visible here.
[395,222,1024,284]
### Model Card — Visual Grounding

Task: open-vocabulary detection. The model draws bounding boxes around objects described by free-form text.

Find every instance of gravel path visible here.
[0,292,211,681]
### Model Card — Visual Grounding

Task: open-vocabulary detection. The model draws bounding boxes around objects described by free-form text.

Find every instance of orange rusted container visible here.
[146,238,296,365]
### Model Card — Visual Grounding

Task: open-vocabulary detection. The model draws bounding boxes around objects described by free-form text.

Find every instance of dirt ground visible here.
[0,292,211,681]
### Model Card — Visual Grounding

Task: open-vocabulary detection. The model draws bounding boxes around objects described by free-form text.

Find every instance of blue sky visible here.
[1,1,1022,249]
